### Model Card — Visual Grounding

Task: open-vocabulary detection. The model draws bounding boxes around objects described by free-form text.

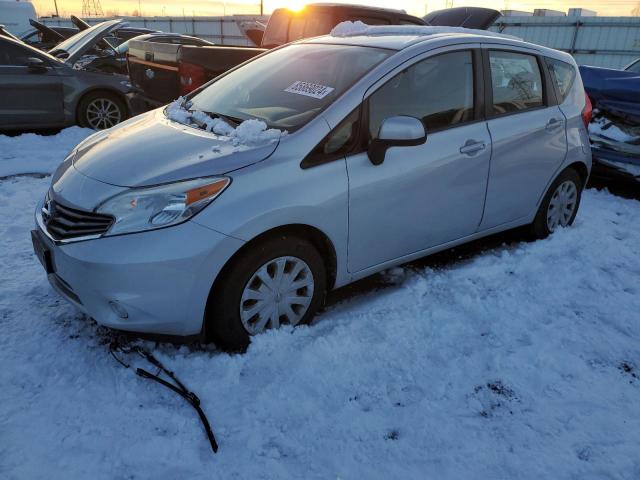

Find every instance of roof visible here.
[305,3,407,14]
[303,22,522,50]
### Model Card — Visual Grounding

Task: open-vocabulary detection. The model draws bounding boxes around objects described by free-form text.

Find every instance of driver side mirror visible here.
[26,57,48,73]
[368,116,426,165]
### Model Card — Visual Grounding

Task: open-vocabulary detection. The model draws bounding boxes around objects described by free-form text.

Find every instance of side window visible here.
[489,50,543,115]
[626,59,640,73]
[302,108,361,168]
[0,42,31,66]
[368,50,474,138]
[546,57,576,103]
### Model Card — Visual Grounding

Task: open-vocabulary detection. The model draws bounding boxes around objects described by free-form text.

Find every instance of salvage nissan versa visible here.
[32,24,592,351]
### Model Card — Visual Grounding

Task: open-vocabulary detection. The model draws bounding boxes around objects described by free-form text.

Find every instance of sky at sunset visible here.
[31,0,640,18]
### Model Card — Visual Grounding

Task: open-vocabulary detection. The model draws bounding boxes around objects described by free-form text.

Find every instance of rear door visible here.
[0,39,64,127]
[480,47,567,229]
[346,47,492,272]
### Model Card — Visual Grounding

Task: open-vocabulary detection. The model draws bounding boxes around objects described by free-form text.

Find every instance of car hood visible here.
[50,19,123,64]
[72,109,280,188]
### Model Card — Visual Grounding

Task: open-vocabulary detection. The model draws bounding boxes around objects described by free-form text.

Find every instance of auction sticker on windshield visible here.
[284,81,335,99]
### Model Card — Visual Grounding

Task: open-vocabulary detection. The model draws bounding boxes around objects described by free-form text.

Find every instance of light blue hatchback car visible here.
[33,25,592,350]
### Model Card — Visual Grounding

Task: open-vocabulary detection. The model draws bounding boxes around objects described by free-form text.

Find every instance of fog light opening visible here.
[109,301,129,319]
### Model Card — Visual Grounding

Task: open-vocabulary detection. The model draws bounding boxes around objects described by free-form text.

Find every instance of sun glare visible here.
[283,0,307,11]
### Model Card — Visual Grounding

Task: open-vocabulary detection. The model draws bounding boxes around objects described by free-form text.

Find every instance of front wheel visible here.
[78,92,127,130]
[529,168,584,239]
[206,235,327,351]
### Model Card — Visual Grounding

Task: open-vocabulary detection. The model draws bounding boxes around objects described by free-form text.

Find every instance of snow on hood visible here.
[330,21,520,41]
[165,97,287,148]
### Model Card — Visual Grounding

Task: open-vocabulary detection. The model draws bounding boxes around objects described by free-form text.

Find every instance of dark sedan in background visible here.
[0,26,133,131]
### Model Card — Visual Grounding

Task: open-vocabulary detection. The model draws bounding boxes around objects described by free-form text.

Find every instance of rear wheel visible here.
[78,91,127,130]
[206,235,327,351]
[529,168,583,239]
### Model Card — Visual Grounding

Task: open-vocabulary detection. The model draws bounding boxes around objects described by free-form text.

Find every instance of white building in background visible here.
[0,0,37,35]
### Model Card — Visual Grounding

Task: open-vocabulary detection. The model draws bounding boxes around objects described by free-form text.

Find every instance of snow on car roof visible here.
[330,21,520,42]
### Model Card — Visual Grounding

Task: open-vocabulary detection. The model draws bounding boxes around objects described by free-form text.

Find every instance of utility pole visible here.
[82,0,104,17]
[53,0,60,17]
[260,0,263,16]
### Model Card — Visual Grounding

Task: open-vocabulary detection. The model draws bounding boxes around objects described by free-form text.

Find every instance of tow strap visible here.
[109,340,219,454]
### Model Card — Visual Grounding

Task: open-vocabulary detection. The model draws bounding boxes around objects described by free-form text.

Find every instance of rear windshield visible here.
[187,43,391,131]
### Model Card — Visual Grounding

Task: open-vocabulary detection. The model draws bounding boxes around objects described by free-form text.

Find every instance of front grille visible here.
[43,199,114,240]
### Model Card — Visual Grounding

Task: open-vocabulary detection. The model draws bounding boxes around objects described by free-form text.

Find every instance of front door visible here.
[346,48,492,273]
[0,40,64,128]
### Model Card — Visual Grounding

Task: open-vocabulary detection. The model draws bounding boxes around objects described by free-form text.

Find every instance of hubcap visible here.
[547,180,578,231]
[86,98,121,130]
[240,256,314,335]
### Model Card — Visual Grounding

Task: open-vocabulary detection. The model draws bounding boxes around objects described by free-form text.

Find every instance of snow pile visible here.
[330,21,521,41]
[1,130,640,478]
[165,97,286,147]
[0,127,92,178]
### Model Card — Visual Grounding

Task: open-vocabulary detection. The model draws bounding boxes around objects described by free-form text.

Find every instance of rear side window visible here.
[489,50,543,115]
[546,58,576,103]
[626,59,640,73]
[368,50,475,136]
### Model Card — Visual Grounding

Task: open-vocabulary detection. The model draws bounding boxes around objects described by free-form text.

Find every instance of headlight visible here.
[97,177,230,236]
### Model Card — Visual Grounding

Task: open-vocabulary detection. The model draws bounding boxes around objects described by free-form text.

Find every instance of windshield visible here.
[187,43,391,131]
[626,59,640,73]
[51,21,117,57]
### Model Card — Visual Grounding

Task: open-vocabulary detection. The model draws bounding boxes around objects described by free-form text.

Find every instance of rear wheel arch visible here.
[566,161,589,187]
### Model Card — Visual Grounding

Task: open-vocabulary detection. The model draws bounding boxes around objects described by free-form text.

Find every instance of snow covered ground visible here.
[1,129,640,479]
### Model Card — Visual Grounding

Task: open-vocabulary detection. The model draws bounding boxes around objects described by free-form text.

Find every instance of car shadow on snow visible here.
[325,225,532,307]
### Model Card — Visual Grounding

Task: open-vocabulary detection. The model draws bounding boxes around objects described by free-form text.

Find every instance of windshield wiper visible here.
[201,111,243,128]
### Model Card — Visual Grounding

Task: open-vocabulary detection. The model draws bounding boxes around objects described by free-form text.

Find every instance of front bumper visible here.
[34,206,244,337]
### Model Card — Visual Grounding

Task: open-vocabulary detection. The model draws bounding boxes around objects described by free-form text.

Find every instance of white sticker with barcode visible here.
[284,81,335,99]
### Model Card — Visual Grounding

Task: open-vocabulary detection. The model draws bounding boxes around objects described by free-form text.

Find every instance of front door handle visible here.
[545,118,563,131]
[459,140,486,155]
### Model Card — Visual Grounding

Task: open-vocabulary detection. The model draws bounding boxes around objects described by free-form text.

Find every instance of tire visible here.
[206,235,327,352]
[529,168,584,239]
[77,91,127,130]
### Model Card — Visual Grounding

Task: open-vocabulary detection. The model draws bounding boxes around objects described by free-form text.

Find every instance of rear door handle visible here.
[545,118,563,131]
[459,140,486,155]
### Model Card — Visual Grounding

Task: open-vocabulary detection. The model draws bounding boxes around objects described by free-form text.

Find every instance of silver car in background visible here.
[32,26,592,350]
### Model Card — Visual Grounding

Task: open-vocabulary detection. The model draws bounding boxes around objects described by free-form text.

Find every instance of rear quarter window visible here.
[546,58,576,103]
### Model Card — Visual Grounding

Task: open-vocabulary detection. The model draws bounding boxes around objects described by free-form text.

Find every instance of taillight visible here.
[178,61,205,96]
[582,90,593,128]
